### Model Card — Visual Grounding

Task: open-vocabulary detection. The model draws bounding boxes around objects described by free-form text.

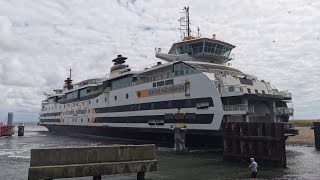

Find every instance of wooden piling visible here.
[223,122,286,167]
[314,122,320,150]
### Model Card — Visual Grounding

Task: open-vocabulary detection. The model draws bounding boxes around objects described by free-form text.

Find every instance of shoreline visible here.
[286,127,315,146]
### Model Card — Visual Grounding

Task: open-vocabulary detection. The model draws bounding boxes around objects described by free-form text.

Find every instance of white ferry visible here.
[39,7,296,146]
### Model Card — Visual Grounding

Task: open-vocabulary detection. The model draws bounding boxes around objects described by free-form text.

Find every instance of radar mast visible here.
[179,6,191,39]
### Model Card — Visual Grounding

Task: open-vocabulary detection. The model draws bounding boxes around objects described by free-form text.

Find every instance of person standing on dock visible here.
[249,158,258,179]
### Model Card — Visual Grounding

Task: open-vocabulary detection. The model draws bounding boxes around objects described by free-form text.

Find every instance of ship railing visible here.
[268,89,281,96]
[279,90,292,99]
[195,46,234,60]
[220,85,244,94]
[132,72,174,86]
[223,104,255,114]
[155,46,234,60]
[154,47,170,54]
[208,69,242,77]
[268,89,292,99]
[223,104,248,111]
[275,107,294,116]
[73,80,101,89]
[131,61,166,72]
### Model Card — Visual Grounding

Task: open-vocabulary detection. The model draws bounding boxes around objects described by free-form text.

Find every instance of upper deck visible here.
[156,36,236,64]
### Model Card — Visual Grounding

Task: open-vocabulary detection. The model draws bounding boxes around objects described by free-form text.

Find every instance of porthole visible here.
[96,99,98,103]
[115,96,117,101]
[105,97,107,102]
[126,93,129,99]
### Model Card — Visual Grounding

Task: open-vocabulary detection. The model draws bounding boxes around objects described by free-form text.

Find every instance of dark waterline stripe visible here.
[95,114,214,124]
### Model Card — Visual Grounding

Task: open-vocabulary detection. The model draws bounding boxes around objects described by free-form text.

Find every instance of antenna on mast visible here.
[178,6,191,39]
[197,27,200,37]
[69,68,72,79]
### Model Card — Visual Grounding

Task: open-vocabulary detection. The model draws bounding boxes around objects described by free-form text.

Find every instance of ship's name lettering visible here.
[148,85,184,96]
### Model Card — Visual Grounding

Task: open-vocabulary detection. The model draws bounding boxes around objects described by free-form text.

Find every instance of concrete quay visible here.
[28,144,157,180]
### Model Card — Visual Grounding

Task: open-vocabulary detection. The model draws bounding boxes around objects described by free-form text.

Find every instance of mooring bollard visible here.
[137,172,145,180]
[93,175,101,180]
[18,123,24,136]
[174,127,186,152]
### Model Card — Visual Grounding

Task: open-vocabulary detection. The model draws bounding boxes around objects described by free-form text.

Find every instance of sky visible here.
[0,0,319,122]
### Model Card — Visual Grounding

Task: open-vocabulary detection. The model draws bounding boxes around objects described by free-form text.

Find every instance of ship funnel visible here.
[110,55,129,77]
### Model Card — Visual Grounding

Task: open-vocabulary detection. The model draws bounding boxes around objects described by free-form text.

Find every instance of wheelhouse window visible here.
[204,41,232,58]
[177,41,204,55]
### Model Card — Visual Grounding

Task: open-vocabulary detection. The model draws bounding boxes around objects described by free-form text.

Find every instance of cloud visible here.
[0,16,15,50]
[0,0,319,121]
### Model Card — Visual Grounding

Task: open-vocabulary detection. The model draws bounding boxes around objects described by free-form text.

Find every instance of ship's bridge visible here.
[166,37,236,64]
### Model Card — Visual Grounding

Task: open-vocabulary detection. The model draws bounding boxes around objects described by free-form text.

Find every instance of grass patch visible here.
[289,119,320,127]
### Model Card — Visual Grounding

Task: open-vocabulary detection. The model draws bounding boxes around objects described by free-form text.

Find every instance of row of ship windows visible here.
[43,93,131,111]
[66,110,88,115]
[245,88,265,94]
[39,118,92,123]
[137,73,173,85]
[44,78,177,111]
[113,63,197,90]
[228,86,266,94]
[95,97,213,113]
[71,118,89,122]
[152,79,174,88]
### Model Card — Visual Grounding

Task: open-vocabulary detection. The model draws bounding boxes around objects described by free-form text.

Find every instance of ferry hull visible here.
[42,124,222,148]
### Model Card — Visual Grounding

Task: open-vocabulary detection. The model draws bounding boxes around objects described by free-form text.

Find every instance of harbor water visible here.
[0,123,319,180]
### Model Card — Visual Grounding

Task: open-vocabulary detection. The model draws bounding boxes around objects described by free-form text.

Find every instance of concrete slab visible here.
[30,144,156,167]
[28,160,157,180]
